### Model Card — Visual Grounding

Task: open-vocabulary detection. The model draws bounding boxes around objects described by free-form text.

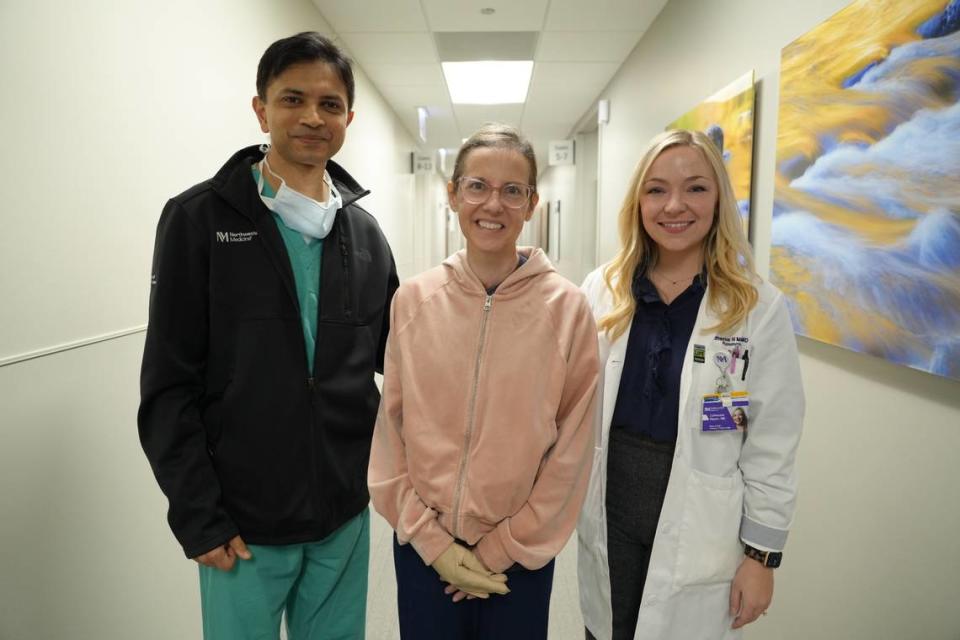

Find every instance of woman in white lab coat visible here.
[578,129,804,640]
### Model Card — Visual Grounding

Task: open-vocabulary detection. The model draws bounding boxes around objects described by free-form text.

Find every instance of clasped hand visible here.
[431,542,509,601]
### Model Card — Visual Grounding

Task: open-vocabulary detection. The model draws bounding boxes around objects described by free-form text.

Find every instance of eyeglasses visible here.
[457,177,535,209]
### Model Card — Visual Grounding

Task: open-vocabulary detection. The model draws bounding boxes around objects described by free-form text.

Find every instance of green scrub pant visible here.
[199,507,369,640]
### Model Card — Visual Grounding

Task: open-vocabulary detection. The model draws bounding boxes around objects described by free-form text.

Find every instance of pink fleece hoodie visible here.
[368,248,600,573]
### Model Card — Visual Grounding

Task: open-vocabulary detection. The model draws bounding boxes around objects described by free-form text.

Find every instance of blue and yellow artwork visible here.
[772,0,960,380]
[669,71,755,236]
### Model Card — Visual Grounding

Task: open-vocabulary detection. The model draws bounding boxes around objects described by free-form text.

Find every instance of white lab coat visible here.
[577,267,805,640]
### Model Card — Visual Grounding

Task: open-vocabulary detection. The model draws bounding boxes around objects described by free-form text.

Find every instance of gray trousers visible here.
[586,428,675,640]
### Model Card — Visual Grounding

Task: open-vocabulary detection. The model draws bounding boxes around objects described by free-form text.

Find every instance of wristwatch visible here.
[744,544,782,568]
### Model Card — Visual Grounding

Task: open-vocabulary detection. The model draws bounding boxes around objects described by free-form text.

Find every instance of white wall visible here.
[0,1,420,638]
[412,171,451,271]
[592,1,960,638]
[574,131,599,281]
[0,0,420,363]
[0,334,188,640]
[537,130,599,286]
[336,79,421,278]
[537,164,577,278]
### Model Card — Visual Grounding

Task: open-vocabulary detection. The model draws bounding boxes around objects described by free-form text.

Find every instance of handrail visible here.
[0,326,147,368]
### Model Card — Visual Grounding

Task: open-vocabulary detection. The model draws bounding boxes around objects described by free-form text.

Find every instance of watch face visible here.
[746,545,782,568]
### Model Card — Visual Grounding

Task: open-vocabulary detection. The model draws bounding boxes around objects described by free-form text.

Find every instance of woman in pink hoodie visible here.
[369,123,600,640]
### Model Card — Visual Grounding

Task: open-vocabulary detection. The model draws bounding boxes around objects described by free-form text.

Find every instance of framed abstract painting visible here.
[771,0,960,380]
[669,70,756,238]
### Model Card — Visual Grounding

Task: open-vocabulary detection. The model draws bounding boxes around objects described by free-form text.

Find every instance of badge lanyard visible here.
[713,351,732,394]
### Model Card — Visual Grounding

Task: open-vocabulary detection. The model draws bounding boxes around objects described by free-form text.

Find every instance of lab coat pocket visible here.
[673,469,744,587]
[689,428,743,477]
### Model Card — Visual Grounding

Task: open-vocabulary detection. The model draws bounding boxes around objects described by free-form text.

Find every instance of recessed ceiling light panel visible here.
[442,60,533,105]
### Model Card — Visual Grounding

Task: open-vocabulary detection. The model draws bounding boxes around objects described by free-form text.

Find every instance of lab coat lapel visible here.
[601,328,629,452]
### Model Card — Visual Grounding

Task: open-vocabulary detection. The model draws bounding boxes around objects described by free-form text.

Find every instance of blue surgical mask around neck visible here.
[258,154,342,240]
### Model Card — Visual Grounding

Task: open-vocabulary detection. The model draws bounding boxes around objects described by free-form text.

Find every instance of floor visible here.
[364,509,585,639]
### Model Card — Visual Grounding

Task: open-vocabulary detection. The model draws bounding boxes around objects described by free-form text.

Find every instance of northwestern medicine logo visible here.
[217,231,259,243]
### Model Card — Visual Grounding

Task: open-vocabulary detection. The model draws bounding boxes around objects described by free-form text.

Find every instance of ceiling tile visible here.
[363,63,446,87]
[378,84,450,111]
[434,31,538,61]
[337,32,437,64]
[311,0,657,172]
[530,62,620,88]
[311,0,428,32]
[453,104,525,134]
[536,31,641,62]
[523,86,595,126]
[422,0,549,32]
[545,0,668,31]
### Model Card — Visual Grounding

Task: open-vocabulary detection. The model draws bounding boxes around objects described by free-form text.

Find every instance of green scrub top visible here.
[252,165,323,374]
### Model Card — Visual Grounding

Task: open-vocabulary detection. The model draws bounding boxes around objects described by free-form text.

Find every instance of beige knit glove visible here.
[430,542,509,598]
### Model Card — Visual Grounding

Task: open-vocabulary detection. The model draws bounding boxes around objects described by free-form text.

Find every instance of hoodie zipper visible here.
[451,293,493,539]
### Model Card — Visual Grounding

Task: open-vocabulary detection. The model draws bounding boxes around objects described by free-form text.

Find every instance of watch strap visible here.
[744,544,782,568]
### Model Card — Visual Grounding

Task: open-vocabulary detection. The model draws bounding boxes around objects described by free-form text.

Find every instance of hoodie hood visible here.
[442,246,555,297]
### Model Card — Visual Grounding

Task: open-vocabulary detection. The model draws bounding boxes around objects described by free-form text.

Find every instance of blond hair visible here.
[598,129,758,340]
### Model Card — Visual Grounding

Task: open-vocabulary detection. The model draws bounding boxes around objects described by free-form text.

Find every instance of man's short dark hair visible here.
[256,32,355,109]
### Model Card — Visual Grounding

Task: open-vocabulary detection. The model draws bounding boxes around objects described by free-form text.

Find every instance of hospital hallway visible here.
[2,1,959,639]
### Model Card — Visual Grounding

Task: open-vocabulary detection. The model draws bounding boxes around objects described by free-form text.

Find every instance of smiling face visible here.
[639,145,718,266]
[448,146,538,261]
[252,60,354,174]
[732,407,747,430]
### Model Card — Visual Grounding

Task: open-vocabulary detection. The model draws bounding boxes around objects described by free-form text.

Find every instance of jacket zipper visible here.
[303,241,327,517]
[340,241,353,320]
[451,294,493,539]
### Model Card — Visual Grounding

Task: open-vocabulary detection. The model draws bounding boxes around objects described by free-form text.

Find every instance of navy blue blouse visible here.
[610,273,706,442]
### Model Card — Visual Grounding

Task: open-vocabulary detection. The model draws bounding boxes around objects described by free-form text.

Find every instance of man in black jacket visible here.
[138,32,398,639]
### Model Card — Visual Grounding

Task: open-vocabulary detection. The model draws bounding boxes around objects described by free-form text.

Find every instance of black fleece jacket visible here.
[138,146,398,558]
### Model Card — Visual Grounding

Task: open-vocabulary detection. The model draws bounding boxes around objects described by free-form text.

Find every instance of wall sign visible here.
[548,140,575,166]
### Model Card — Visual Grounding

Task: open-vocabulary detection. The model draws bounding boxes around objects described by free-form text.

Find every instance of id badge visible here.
[702,391,750,432]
